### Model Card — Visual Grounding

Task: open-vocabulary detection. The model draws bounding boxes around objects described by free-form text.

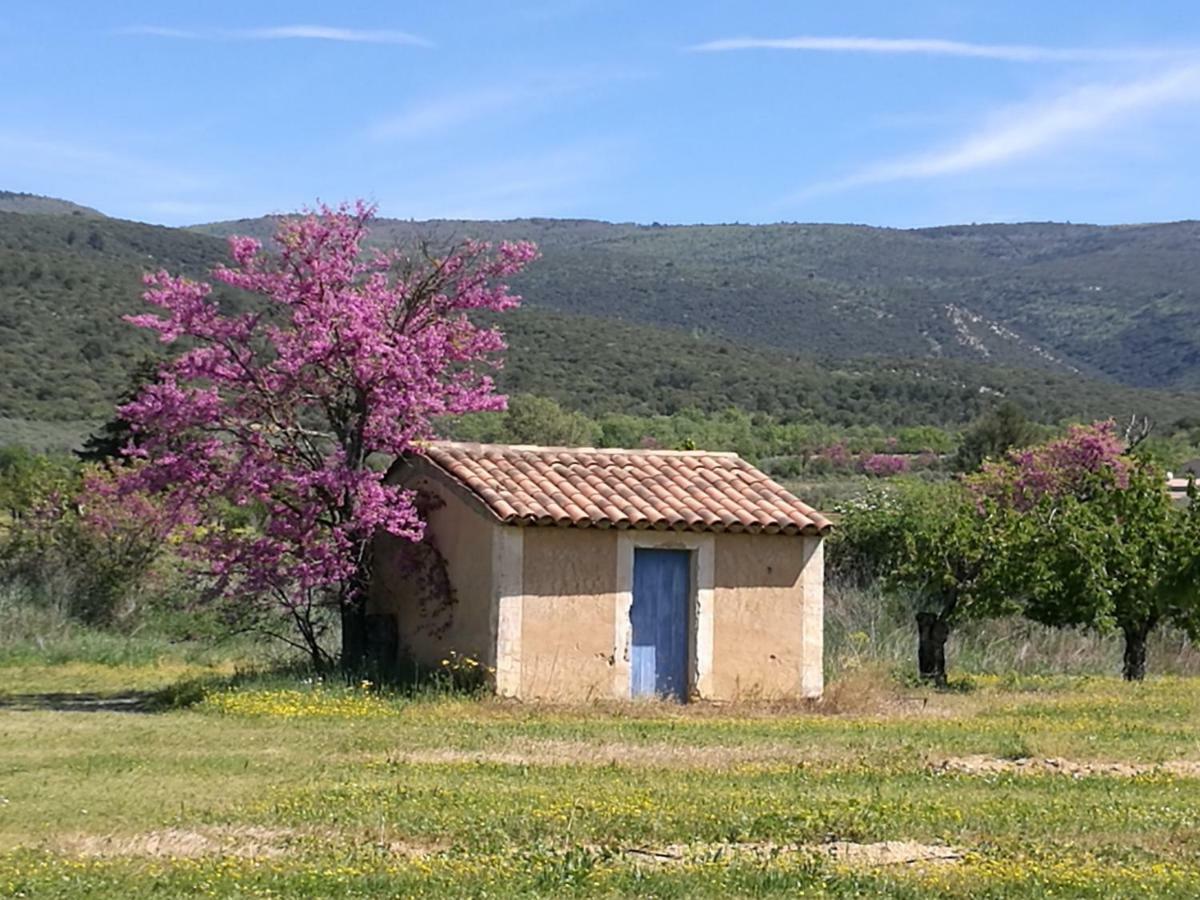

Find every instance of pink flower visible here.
[107,202,536,637]
[862,454,910,477]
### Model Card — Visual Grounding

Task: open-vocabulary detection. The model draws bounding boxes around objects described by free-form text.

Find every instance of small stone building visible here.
[369,442,831,702]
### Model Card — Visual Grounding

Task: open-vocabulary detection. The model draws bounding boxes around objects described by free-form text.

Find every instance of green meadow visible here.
[2,660,1199,898]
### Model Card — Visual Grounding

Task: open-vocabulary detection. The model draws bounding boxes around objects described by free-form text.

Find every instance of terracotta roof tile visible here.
[417,441,831,535]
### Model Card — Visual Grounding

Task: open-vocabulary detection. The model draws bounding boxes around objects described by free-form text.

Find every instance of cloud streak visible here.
[366,68,642,143]
[367,87,526,142]
[689,35,1186,63]
[117,24,431,47]
[790,64,1200,200]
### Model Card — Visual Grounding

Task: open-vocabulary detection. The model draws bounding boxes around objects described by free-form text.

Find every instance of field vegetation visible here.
[2,633,1200,897]
[5,435,1200,896]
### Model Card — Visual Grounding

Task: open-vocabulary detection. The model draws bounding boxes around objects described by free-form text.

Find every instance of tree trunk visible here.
[340,598,368,675]
[339,550,373,675]
[916,612,950,687]
[1121,622,1151,682]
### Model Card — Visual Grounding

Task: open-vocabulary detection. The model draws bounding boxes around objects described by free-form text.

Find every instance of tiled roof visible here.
[1169,477,1192,505]
[416,441,831,535]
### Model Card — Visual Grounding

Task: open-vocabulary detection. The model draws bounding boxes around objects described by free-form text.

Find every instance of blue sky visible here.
[4,1,1200,226]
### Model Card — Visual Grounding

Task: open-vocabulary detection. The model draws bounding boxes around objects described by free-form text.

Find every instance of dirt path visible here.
[50,828,963,869]
[932,755,1200,778]
[378,739,853,770]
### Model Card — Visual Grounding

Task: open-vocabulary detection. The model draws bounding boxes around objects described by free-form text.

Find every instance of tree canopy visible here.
[105,203,536,667]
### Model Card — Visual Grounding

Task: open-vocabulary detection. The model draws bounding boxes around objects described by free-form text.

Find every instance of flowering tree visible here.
[112,203,536,668]
[834,481,1012,685]
[861,453,909,477]
[971,421,1200,680]
[971,420,1130,511]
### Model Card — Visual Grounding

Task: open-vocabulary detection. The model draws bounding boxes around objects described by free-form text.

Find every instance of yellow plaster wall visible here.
[710,532,812,700]
[519,527,618,700]
[369,474,496,668]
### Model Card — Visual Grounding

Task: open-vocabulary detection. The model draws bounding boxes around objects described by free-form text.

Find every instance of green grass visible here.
[1,663,1200,896]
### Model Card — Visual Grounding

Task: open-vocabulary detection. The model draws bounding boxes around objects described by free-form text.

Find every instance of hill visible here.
[3,205,1200,447]
[0,210,237,422]
[200,216,1200,390]
[0,191,103,217]
[498,308,1200,429]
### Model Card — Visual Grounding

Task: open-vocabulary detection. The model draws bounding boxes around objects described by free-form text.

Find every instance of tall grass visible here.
[3,571,1198,683]
[824,578,1200,681]
[0,581,269,668]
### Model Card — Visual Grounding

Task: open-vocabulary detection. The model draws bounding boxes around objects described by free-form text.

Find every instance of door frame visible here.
[614,531,715,701]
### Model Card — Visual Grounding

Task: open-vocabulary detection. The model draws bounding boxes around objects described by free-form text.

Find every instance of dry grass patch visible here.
[51,827,446,861]
[932,754,1200,778]
[819,840,964,867]
[380,739,866,770]
[53,827,302,859]
[617,840,963,869]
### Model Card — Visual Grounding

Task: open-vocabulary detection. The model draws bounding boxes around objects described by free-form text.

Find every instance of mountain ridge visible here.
[2,196,1200,441]
[0,191,105,218]
[195,214,1200,389]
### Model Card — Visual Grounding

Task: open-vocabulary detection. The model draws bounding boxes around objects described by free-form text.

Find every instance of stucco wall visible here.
[519,526,618,700]
[369,473,496,670]
[371,459,824,700]
[710,532,819,700]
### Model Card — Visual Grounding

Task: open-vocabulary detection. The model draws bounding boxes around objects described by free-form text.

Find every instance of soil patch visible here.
[383,740,857,770]
[933,755,1200,778]
[619,840,962,868]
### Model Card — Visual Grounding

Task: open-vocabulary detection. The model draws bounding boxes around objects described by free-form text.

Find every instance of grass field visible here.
[2,662,1199,898]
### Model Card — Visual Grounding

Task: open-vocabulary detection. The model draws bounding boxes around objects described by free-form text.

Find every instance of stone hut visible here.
[369,442,831,701]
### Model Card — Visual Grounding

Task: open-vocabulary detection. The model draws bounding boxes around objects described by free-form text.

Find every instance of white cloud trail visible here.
[117,24,431,47]
[791,64,1200,199]
[367,88,526,142]
[689,35,1185,64]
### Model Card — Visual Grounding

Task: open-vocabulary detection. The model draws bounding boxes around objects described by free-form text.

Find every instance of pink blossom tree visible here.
[113,202,536,669]
[971,420,1130,510]
[861,453,910,478]
[970,420,1200,680]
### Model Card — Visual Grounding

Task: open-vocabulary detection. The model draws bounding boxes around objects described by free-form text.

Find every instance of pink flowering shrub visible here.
[970,420,1130,511]
[861,453,910,477]
[814,441,853,472]
[108,202,536,666]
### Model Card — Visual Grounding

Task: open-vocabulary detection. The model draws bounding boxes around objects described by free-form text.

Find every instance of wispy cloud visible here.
[366,69,640,143]
[117,24,431,47]
[119,25,197,39]
[689,35,1185,64]
[791,64,1200,200]
[367,87,526,142]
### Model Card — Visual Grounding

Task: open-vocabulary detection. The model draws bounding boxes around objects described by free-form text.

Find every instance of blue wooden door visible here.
[630,548,690,701]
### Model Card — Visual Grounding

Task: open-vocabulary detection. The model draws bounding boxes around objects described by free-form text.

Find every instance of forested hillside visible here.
[3,202,1200,445]
[498,309,1200,428]
[0,191,104,217]
[0,211,237,420]
[201,216,1200,389]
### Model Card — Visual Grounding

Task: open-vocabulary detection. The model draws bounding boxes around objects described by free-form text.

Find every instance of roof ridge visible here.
[411,440,832,535]
[424,440,741,459]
